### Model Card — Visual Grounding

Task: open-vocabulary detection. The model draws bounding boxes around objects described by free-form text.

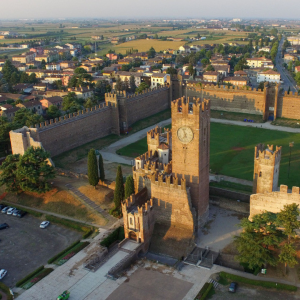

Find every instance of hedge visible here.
[194,282,213,300]
[47,240,80,264]
[0,282,13,300]
[100,227,125,248]
[219,272,297,291]
[45,215,94,237]
[1,202,42,218]
[16,266,44,287]
[22,268,54,290]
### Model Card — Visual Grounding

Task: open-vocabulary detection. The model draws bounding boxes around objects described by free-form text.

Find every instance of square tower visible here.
[171,96,210,229]
[253,144,282,194]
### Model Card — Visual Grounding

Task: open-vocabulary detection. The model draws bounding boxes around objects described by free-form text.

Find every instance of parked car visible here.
[0,204,6,211]
[0,223,9,230]
[1,206,10,214]
[12,209,21,217]
[7,207,17,215]
[228,282,237,293]
[40,221,50,229]
[17,211,27,218]
[0,269,7,280]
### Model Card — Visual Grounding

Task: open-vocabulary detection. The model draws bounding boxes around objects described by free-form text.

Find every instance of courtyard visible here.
[0,213,81,287]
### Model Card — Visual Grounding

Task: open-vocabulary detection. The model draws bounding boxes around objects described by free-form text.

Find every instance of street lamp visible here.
[288,142,294,178]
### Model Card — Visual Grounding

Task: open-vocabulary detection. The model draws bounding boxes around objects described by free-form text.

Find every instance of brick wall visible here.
[277,93,300,119]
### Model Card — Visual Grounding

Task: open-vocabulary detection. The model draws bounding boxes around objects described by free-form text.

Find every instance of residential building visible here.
[115,71,142,87]
[151,74,169,88]
[203,71,219,83]
[223,77,248,86]
[68,87,93,99]
[0,107,20,121]
[40,96,63,109]
[12,51,36,64]
[295,66,300,73]
[260,46,271,53]
[257,70,280,83]
[16,100,43,115]
[46,63,61,71]
[284,53,298,63]
[246,57,273,68]
[179,45,191,54]
[60,61,75,69]
[106,53,119,60]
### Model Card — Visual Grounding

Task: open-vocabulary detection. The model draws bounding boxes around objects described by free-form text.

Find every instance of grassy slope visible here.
[117,123,300,188]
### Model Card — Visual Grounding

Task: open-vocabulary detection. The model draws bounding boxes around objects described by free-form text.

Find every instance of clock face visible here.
[177,126,194,144]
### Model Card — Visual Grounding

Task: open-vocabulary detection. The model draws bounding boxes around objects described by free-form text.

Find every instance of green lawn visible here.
[116,123,300,188]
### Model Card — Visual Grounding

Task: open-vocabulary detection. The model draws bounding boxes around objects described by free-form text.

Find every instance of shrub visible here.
[219,272,297,291]
[45,215,94,237]
[22,268,54,290]
[100,227,125,248]
[47,240,80,264]
[0,282,12,300]
[16,266,44,287]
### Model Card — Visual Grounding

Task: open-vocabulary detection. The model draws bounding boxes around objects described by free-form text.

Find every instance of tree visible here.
[113,165,124,211]
[13,108,44,127]
[206,65,215,71]
[277,204,300,244]
[47,105,61,119]
[16,147,56,194]
[98,153,105,182]
[129,75,136,93]
[124,77,129,92]
[136,82,149,93]
[147,47,156,58]
[201,58,209,67]
[166,67,176,75]
[41,59,46,69]
[115,77,123,92]
[124,175,134,199]
[62,92,80,112]
[279,243,298,274]
[187,64,195,77]
[87,149,99,187]
[29,73,38,84]
[0,154,20,193]
[235,212,282,269]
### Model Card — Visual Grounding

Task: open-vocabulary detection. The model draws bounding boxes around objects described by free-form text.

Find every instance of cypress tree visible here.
[87,149,99,187]
[98,153,105,182]
[114,165,124,211]
[125,175,134,199]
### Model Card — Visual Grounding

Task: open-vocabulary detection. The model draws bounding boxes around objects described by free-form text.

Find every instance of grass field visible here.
[116,123,300,188]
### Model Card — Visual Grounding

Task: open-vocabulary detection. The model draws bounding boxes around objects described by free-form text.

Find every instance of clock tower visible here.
[171,96,210,230]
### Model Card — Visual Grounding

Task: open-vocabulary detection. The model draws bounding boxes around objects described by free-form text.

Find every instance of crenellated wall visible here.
[249,185,300,220]
[278,91,300,120]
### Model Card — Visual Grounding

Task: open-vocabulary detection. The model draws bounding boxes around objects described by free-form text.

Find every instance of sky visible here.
[0,0,300,20]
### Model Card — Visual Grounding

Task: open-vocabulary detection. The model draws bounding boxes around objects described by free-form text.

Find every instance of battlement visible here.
[186,82,266,93]
[122,192,153,214]
[283,91,300,98]
[255,143,282,164]
[126,85,169,100]
[151,174,187,191]
[279,185,300,194]
[34,103,113,130]
[171,96,210,116]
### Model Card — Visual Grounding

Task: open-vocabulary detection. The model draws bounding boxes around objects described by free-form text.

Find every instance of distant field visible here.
[116,123,300,188]
[114,39,183,53]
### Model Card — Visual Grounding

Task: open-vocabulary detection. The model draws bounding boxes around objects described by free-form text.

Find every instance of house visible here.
[284,53,298,63]
[80,64,93,72]
[26,69,46,79]
[106,53,119,60]
[16,100,43,115]
[35,55,50,63]
[46,63,61,71]
[214,65,229,77]
[68,87,94,99]
[223,77,248,86]
[115,71,143,87]
[30,47,44,55]
[203,71,219,83]
[260,46,271,53]
[234,70,248,77]
[12,52,36,64]
[257,69,280,83]
[151,74,169,88]
[295,66,300,73]
[0,107,20,121]
[60,61,75,69]
[246,57,273,68]
[179,45,191,54]
[0,104,13,110]
[40,96,63,109]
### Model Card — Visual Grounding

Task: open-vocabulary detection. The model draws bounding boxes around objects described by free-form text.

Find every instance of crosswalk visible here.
[208,278,219,289]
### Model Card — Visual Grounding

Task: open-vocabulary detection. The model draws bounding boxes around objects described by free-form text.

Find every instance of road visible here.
[276,37,298,93]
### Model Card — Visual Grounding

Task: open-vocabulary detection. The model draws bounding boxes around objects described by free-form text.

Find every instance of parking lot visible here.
[0,212,81,287]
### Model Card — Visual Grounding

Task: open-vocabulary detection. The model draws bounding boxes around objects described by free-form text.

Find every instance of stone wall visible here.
[209,187,250,202]
[278,92,300,119]
[249,185,300,220]
[185,84,267,116]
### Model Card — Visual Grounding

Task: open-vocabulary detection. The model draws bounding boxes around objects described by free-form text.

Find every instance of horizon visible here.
[1,0,300,20]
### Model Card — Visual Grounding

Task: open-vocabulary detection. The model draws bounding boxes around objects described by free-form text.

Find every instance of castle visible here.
[122,96,210,258]
[249,144,300,220]
[9,78,300,158]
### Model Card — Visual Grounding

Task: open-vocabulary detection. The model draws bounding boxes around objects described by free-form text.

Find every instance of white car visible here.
[0,269,7,280]
[40,221,50,229]
[6,207,16,215]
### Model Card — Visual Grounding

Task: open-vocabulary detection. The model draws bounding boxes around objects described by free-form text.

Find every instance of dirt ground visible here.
[1,176,112,226]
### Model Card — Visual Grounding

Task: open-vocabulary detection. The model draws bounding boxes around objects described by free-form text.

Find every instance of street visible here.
[276,37,299,93]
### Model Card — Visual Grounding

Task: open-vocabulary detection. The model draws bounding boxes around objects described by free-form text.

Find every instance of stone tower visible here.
[253,144,282,194]
[171,96,210,229]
